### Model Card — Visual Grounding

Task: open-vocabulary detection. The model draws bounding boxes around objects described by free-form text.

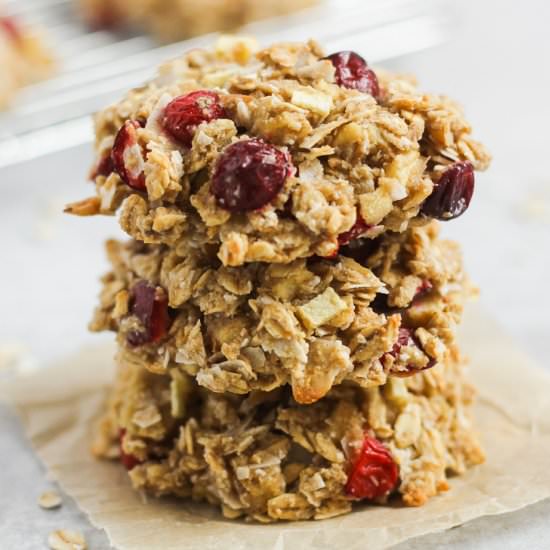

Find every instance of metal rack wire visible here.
[0,0,452,167]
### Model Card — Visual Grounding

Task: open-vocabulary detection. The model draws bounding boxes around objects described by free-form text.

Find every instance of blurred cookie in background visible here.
[0,15,55,109]
[78,0,318,42]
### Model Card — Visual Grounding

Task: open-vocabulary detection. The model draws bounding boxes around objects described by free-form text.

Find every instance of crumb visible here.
[0,342,36,374]
[48,529,86,550]
[38,491,62,510]
[519,193,550,223]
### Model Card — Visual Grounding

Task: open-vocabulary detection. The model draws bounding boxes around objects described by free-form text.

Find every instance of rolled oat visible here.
[38,491,63,510]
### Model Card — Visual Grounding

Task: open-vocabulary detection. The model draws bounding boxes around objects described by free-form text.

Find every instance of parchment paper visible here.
[2,305,550,550]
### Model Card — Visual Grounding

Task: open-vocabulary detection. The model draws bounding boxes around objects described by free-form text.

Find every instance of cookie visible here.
[67,38,490,266]
[90,223,472,403]
[92,348,484,521]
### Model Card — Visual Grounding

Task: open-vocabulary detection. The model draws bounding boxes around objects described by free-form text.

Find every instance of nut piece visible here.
[394,404,422,448]
[383,378,410,410]
[64,197,101,217]
[215,35,258,64]
[291,88,333,116]
[296,287,348,330]
[48,529,87,550]
[38,491,62,510]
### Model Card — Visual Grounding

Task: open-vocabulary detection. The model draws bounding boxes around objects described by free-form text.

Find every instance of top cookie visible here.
[68,37,490,266]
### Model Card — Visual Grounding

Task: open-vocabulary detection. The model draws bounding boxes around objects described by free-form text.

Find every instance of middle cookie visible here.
[91,222,471,404]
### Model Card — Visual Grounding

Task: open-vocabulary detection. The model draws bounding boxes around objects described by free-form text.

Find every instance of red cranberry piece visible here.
[120,449,140,470]
[212,138,293,212]
[345,435,399,500]
[393,357,436,378]
[338,214,372,246]
[126,281,170,346]
[162,91,226,147]
[0,16,22,43]
[119,430,141,470]
[111,120,146,191]
[326,51,380,98]
[89,152,114,180]
[389,327,414,357]
[422,162,475,220]
[387,327,436,377]
[323,213,372,259]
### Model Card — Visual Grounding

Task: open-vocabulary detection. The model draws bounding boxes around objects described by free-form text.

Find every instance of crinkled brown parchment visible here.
[2,305,550,550]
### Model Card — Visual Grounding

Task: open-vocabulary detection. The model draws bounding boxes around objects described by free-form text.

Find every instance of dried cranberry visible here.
[212,138,293,212]
[119,430,141,470]
[371,280,433,315]
[338,214,372,246]
[389,327,414,357]
[323,214,372,259]
[393,357,436,378]
[0,16,21,43]
[422,162,475,220]
[387,327,436,377]
[111,120,146,191]
[162,91,226,147]
[126,281,170,346]
[326,51,380,98]
[345,435,399,500]
[89,152,114,180]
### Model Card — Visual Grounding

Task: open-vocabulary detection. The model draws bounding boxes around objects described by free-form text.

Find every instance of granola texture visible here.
[92,348,484,522]
[71,36,489,522]
[91,222,472,404]
[79,0,317,42]
[68,38,491,267]
[0,16,54,109]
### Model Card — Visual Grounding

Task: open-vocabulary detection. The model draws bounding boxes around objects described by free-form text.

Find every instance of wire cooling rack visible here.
[0,0,453,167]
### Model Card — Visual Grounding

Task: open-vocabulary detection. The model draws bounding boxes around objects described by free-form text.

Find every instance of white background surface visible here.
[1,0,549,547]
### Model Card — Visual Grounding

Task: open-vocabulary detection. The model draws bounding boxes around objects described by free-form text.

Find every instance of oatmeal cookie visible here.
[92,347,484,522]
[67,37,490,266]
[79,0,317,41]
[0,15,54,109]
[90,222,473,403]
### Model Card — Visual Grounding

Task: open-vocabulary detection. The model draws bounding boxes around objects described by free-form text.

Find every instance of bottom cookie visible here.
[93,347,484,522]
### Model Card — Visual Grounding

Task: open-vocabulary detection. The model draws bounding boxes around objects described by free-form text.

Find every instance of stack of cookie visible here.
[67,37,490,521]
